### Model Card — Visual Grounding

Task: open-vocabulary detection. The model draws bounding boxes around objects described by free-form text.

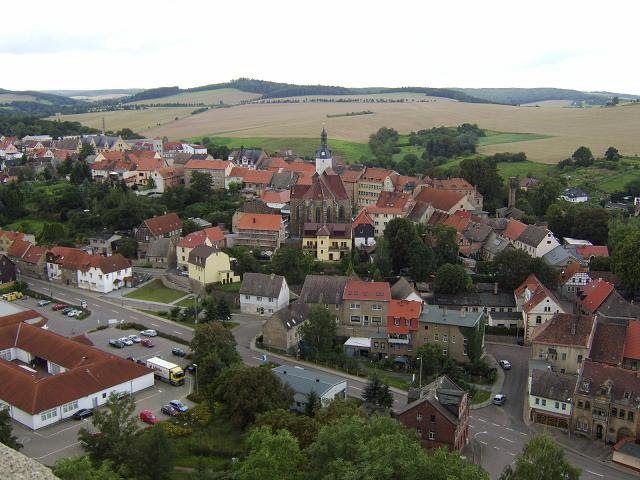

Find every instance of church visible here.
[289,128,352,238]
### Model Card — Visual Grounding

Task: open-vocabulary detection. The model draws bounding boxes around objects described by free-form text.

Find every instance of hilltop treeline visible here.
[0,88,87,116]
[0,116,100,138]
[455,87,619,105]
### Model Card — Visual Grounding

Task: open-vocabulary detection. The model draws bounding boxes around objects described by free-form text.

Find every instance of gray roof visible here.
[299,275,348,305]
[407,201,430,222]
[273,303,309,331]
[188,244,219,267]
[530,369,577,403]
[90,231,120,241]
[146,237,172,257]
[390,277,418,300]
[463,223,492,243]
[543,245,579,267]
[419,306,482,328]
[496,206,524,220]
[517,224,550,248]
[399,375,464,425]
[483,234,511,256]
[240,272,286,297]
[270,171,298,189]
[272,365,345,398]
[563,187,588,198]
[431,290,516,308]
[597,290,640,321]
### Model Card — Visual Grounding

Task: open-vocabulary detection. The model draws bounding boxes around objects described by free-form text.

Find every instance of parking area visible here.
[15,327,195,466]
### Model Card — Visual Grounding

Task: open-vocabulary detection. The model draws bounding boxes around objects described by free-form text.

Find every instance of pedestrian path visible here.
[471,353,504,410]
[170,294,193,306]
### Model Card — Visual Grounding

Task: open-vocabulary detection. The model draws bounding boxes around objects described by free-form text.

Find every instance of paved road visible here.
[20,279,636,478]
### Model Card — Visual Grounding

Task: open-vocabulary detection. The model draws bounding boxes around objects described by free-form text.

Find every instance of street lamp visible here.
[193,293,198,325]
[417,356,423,389]
[193,363,198,394]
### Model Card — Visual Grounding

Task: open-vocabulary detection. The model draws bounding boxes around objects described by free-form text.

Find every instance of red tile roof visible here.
[131,153,166,171]
[7,239,31,258]
[443,210,472,233]
[503,219,528,241]
[375,191,413,210]
[361,167,393,183]
[339,169,365,183]
[414,188,467,212]
[261,190,290,204]
[559,262,585,286]
[0,310,47,328]
[184,159,231,171]
[0,229,25,242]
[343,280,391,301]
[242,169,273,185]
[515,274,560,313]
[531,313,595,347]
[177,227,224,248]
[291,172,349,201]
[89,254,131,274]
[387,300,421,334]
[144,213,183,236]
[0,322,151,414]
[237,213,282,232]
[578,278,614,313]
[22,245,47,264]
[433,178,474,190]
[623,320,640,361]
[352,209,374,228]
[204,226,225,242]
[576,245,609,259]
[295,172,314,186]
[283,162,316,174]
[229,166,250,178]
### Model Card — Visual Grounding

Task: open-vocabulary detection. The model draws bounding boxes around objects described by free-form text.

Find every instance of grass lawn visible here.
[471,389,492,405]
[125,279,186,304]
[212,282,241,293]
[5,218,47,236]
[496,160,553,179]
[174,296,196,308]
[478,131,554,146]
[189,135,372,163]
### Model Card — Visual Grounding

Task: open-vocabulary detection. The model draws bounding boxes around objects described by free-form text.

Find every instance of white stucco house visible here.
[515,274,565,342]
[528,368,576,430]
[513,224,560,258]
[239,272,289,315]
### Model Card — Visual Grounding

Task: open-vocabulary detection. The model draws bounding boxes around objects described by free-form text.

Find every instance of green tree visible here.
[434,264,472,294]
[572,146,594,166]
[493,249,557,290]
[117,236,138,259]
[299,305,337,360]
[267,247,313,285]
[57,155,74,176]
[37,222,68,245]
[605,146,621,161]
[216,297,231,320]
[78,143,95,161]
[70,160,92,185]
[590,256,611,271]
[255,409,319,448]
[612,230,640,295]
[235,426,303,480]
[53,457,120,480]
[190,322,241,392]
[189,171,213,199]
[575,207,609,245]
[78,392,138,466]
[213,366,294,429]
[608,217,640,253]
[384,218,421,273]
[425,224,458,267]
[314,397,366,425]
[499,434,580,480]
[527,177,562,217]
[415,343,446,379]
[128,426,173,480]
[0,408,22,450]
[305,390,321,418]
[362,374,393,410]
[409,241,435,281]
[458,157,505,211]
[225,246,260,276]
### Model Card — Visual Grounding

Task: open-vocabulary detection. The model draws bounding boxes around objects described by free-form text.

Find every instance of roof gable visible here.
[143,213,183,236]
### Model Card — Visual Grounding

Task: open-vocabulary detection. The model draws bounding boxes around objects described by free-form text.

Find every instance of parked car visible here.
[72,408,93,420]
[493,394,507,406]
[37,299,51,307]
[140,329,157,337]
[52,303,66,311]
[139,409,158,425]
[499,360,512,370]
[178,270,189,277]
[109,339,125,349]
[185,364,196,374]
[172,347,187,357]
[79,431,101,446]
[126,356,135,362]
[119,337,134,346]
[141,339,154,348]
[67,309,82,317]
[169,400,188,413]
[128,335,142,343]
[62,307,73,315]
[136,359,146,365]
[161,404,178,417]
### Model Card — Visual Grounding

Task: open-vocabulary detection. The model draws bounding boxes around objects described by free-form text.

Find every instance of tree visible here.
[146,176,156,190]
[53,457,120,480]
[590,256,611,271]
[190,322,241,392]
[305,390,321,418]
[499,434,580,480]
[415,343,446,378]
[458,157,505,212]
[612,230,640,295]
[216,297,231,320]
[189,171,213,199]
[37,222,68,245]
[384,218,421,273]
[605,146,621,161]
[425,224,458,267]
[314,397,366,425]
[299,305,337,360]
[78,392,138,466]
[267,247,313,285]
[235,426,304,480]
[0,408,21,450]
[70,160,92,185]
[225,246,260,276]
[493,249,558,291]
[575,207,609,245]
[255,409,319,448]
[434,264,472,294]
[409,241,434,282]
[128,426,173,480]
[117,236,138,259]
[527,177,562,217]
[362,374,393,409]
[572,146,594,166]
[78,143,95,161]
[57,155,74,176]
[213,366,294,429]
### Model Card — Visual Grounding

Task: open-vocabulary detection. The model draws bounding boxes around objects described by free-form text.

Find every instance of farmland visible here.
[130,88,261,106]
[55,98,640,164]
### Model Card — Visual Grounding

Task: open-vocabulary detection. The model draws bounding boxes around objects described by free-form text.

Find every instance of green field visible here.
[562,157,640,194]
[478,131,554,147]
[193,136,373,163]
[125,279,187,304]
[5,218,46,236]
[496,161,553,179]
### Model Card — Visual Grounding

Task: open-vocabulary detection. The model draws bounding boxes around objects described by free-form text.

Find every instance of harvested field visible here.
[131,88,261,106]
[60,101,640,164]
[55,107,195,133]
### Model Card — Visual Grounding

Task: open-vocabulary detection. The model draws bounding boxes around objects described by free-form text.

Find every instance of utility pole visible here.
[417,356,423,388]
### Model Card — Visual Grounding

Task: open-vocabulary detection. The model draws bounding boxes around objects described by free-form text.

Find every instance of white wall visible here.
[241,280,289,315]
[529,394,572,417]
[320,381,347,406]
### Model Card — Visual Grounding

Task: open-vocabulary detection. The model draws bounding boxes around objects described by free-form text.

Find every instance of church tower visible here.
[315,126,333,175]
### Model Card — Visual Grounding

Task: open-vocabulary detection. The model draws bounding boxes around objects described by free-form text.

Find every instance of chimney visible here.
[494,282,498,295]
[283,370,286,375]
[316,378,320,382]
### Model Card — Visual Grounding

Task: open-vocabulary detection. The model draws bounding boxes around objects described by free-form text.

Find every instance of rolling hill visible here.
[454,87,634,106]
[0,88,87,115]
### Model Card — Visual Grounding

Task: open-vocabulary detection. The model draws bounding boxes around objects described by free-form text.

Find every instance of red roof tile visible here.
[578,278,614,313]
[375,191,413,210]
[144,213,183,237]
[576,245,609,259]
[352,209,374,228]
[531,313,595,347]
[22,245,47,264]
[0,229,25,242]
[261,190,290,204]
[503,219,528,241]
[443,210,472,233]
[177,228,225,248]
[229,166,250,178]
[433,178,474,190]
[184,159,231,171]
[343,280,391,301]
[237,213,282,232]
[414,188,467,212]
[283,162,316,174]
[361,167,393,183]
[559,262,585,286]
[623,320,640,361]
[387,300,421,334]
[242,169,273,185]
[7,239,31,259]
[339,169,365,183]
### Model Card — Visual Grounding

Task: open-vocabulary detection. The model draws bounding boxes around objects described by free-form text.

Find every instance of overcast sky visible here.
[1,0,638,93]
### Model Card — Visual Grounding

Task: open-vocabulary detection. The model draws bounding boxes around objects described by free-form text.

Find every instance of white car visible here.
[118,337,134,346]
[67,309,82,317]
[493,394,506,406]
[140,329,158,337]
[128,335,142,343]
[499,360,512,370]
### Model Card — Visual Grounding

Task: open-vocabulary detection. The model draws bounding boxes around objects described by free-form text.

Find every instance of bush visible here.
[485,325,519,336]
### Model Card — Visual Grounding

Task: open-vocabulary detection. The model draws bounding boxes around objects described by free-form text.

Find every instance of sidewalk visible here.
[470,353,504,410]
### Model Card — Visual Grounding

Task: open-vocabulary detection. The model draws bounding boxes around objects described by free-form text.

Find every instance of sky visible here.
[1,0,638,93]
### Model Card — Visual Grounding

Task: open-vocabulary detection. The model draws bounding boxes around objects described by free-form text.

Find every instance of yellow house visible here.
[187,245,239,285]
[302,223,352,262]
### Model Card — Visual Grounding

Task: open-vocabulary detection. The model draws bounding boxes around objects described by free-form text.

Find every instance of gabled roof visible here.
[47,247,91,271]
[7,239,32,258]
[623,320,640,361]
[517,224,551,248]
[339,167,366,183]
[240,272,286,297]
[375,191,413,211]
[352,209,374,228]
[390,277,419,301]
[242,169,273,185]
[388,299,421,319]
[261,190,290,204]
[596,290,640,321]
[559,262,586,285]
[343,280,391,301]
[443,210,472,232]
[531,313,595,348]
[576,245,609,259]
[89,254,130,274]
[530,369,577,403]
[237,212,282,232]
[502,219,528,242]
[398,375,465,426]
[302,223,351,239]
[229,166,250,178]
[542,245,579,267]
[291,171,348,201]
[589,322,626,366]
[271,303,310,331]
[184,159,231,171]
[187,244,220,266]
[0,229,25,242]
[299,275,348,305]
[273,364,345,398]
[577,278,614,313]
[361,167,393,182]
[143,213,183,236]
[578,359,640,405]
[432,178,474,191]
[515,274,561,313]
[414,188,467,212]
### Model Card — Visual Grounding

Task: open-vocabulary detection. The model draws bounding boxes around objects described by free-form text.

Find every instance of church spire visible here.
[320,125,327,147]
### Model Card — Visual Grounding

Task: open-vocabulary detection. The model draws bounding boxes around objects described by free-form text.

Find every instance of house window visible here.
[434,334,439,341]
[428,431,436,440]
[350,303,360,309]
[443,334,448,342]
[577,355,583,364]
[555,402,559,409]
[62,400,79,413]
[394,319,400,326]
[245,295,250,300]
[405,319,411,327]
[620,409,626,419]
[442,348,448,356]
[40,408,57,421]
[562,403,566,411]
[463,337,468,345]
[629,412,634,422]
[416,427,422,435]
[451,336,455,343]
[612,407,618,417]
[536,316,542,324]
[430,415,436,422]
[576,420,589,432]
[577,400,584,409]
[374,342,379,348]
[585,401,590,409]
[535,398,540,405]
[257,296,262,301]
[561,353,567,361]
[380,342,385,349]
[541,399,546,406]
[372,304,382,311]
[416,413,422,422]
[372,317,382,324]
[350,315,361,323]
[268,297,273,302]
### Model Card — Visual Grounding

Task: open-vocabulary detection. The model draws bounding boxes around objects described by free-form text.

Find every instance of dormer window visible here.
[582,381,590,392]
[624,391,632,400]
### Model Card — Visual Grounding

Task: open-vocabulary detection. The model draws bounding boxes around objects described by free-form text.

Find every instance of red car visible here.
[52,303,66,311]
[141,339,154,348]
[139,410,158,424]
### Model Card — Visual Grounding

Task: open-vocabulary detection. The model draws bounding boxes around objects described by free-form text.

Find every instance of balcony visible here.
[328,245,351,252]
[388,334,410,344]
